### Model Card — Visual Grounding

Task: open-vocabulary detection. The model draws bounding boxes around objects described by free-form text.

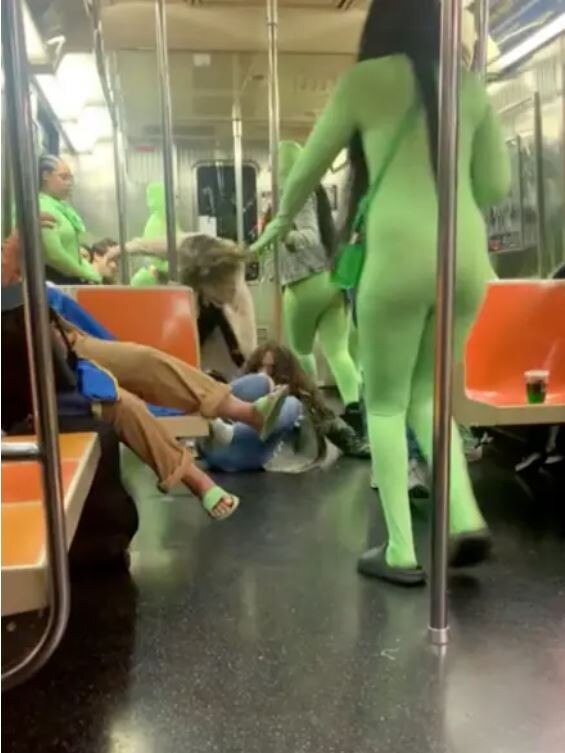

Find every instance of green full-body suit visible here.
[130,182,179,286]
[39,192,101,283]
[253,58,510,568]
[276,141,360,407]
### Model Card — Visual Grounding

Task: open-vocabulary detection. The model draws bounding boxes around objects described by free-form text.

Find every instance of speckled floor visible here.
[3,451,565,753]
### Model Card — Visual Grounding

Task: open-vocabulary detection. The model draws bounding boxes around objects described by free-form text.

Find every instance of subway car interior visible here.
[1,0,565,751]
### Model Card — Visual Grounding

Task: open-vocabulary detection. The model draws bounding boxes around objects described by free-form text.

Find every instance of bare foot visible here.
[183,463,236,518]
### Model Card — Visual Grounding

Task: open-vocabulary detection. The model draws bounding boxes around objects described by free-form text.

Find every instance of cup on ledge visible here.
[524,369,549,404]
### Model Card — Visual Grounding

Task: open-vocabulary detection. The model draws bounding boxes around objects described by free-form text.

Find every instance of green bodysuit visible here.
[39,192,101,283]
[130,182,177,286]
[252,57,510,569]
[275,141,360,406]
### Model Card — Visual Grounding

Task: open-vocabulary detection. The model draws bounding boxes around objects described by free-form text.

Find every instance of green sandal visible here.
[201,486,240,521]
[254,386,289,441]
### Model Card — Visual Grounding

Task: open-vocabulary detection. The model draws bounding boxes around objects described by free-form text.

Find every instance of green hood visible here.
[146,181,166,214]
[278,141,302,186]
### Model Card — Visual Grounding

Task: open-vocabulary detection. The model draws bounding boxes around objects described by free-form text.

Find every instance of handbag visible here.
[332,102,420,290]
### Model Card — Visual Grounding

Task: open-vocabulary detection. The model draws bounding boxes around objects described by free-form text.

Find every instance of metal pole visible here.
[111,114,129,283]
[473,0,489,80]
[2,105,13,239]
[91,16,129,283]
[429,0,462,647]
[533,92,547,276]
[266,0,282,339]
[232,100,245,245]
[1,0,70,689]
[155,0,178,281]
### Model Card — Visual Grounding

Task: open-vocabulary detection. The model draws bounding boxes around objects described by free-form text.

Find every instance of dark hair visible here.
[38,154,60,188]
[90,238,118,257]
[315,185,337,260]
[344,0,440,236]
[243,341,330,417]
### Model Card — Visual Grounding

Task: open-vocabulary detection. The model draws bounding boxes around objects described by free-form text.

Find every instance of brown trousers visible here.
[68,331,230,492]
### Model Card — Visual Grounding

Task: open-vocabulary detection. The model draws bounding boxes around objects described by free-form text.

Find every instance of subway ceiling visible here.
[29,0,367,143]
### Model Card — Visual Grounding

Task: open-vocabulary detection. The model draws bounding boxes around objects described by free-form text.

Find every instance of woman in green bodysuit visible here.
[130,182,179,286]
[38,155,102,284]
[252,0,510,585]
[274,140,361,418]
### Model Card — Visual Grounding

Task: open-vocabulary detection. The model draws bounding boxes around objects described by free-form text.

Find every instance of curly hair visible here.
[243,342,333,421]
[178,234,247,289]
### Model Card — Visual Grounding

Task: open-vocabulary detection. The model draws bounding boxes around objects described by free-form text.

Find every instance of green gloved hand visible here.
[250,215,292,255]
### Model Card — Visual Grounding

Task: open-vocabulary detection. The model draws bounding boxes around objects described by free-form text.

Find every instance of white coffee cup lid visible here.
[524,369,549,380]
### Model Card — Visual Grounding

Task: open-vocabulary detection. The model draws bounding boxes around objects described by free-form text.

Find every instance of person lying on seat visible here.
[198,343,371,473]
[2,230,287,520]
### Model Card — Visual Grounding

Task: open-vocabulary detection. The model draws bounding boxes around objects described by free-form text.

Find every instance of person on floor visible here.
[252,0,510,585]
[38,155,103,284]
[198,342,370,472]
[269,141,363,431]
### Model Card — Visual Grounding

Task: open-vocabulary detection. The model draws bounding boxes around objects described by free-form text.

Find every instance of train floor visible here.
[3,449,565,753]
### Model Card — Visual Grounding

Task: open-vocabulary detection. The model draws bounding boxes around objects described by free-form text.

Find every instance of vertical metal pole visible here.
[473,0,489,80]
[533,92,547,276]
[266,0,282,339]
[2,123,13,239]
[232,100,245,245]
[2,0,70,689]
[155,0,178,281]
[111,118,129,283]
[429,0,462,646]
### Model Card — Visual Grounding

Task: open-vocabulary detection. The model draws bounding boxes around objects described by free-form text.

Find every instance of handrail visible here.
[83,0,129,283]
[266,0,283,340]
[429,0,462,647]
[155,0,178,282]
[1,0,71,690]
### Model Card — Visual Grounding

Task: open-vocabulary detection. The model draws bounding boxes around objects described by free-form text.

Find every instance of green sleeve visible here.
[252,70,358,252]
[41,226,101,283]
[471,100,511,209]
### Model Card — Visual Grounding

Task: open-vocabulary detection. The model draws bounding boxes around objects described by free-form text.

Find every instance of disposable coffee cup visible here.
[524,370,549,404]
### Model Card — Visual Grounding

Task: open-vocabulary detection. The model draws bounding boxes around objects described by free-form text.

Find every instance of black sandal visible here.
[357,545,426,586]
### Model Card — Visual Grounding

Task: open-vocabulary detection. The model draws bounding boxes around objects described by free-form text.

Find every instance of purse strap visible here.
[351,101,420,233]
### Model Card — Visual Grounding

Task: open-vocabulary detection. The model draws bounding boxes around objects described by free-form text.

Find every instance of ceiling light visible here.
[492,13,565,73]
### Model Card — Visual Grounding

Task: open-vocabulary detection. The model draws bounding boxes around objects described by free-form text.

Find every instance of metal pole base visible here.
[428,626,449,646]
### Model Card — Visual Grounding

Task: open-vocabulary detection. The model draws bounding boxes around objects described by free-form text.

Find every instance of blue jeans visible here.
[198,374,302,472]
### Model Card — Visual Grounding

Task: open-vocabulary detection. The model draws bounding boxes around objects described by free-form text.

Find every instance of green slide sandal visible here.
[201,486,240,521]
[254,386,289,441]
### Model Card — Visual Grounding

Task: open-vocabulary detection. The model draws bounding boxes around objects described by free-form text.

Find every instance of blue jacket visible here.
[47,286,181,417]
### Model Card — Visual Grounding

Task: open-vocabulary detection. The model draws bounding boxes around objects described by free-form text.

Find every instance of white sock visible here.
[208,419,235,447]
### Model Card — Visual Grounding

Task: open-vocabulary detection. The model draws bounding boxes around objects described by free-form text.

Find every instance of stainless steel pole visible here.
[473,0,489,80]
[92,20,129,283]
[111,115,129,283]
[2,0,71,689]
[533,92,548,276]
[1,105,13,239]
[429,0,462,647]
[155,0,178,281]
[232,100,245,245]
[266,0,282,339]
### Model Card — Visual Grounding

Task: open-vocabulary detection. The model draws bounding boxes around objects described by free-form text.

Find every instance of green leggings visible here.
[283,270,360,406]
[357,271,487,568]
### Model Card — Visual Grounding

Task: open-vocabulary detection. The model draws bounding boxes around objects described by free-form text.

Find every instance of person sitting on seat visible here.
[2,229,288,521]
[198,342,370,473]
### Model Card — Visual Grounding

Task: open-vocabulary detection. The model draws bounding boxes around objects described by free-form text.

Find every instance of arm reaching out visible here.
[252,69,358,253]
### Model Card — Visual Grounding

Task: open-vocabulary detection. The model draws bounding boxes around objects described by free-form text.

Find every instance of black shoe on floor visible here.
[357,545,426,586]
[342,402,365,438]
[449,529,492,568]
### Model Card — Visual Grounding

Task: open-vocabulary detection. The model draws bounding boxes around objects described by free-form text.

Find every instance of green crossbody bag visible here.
[332,102,420,290]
